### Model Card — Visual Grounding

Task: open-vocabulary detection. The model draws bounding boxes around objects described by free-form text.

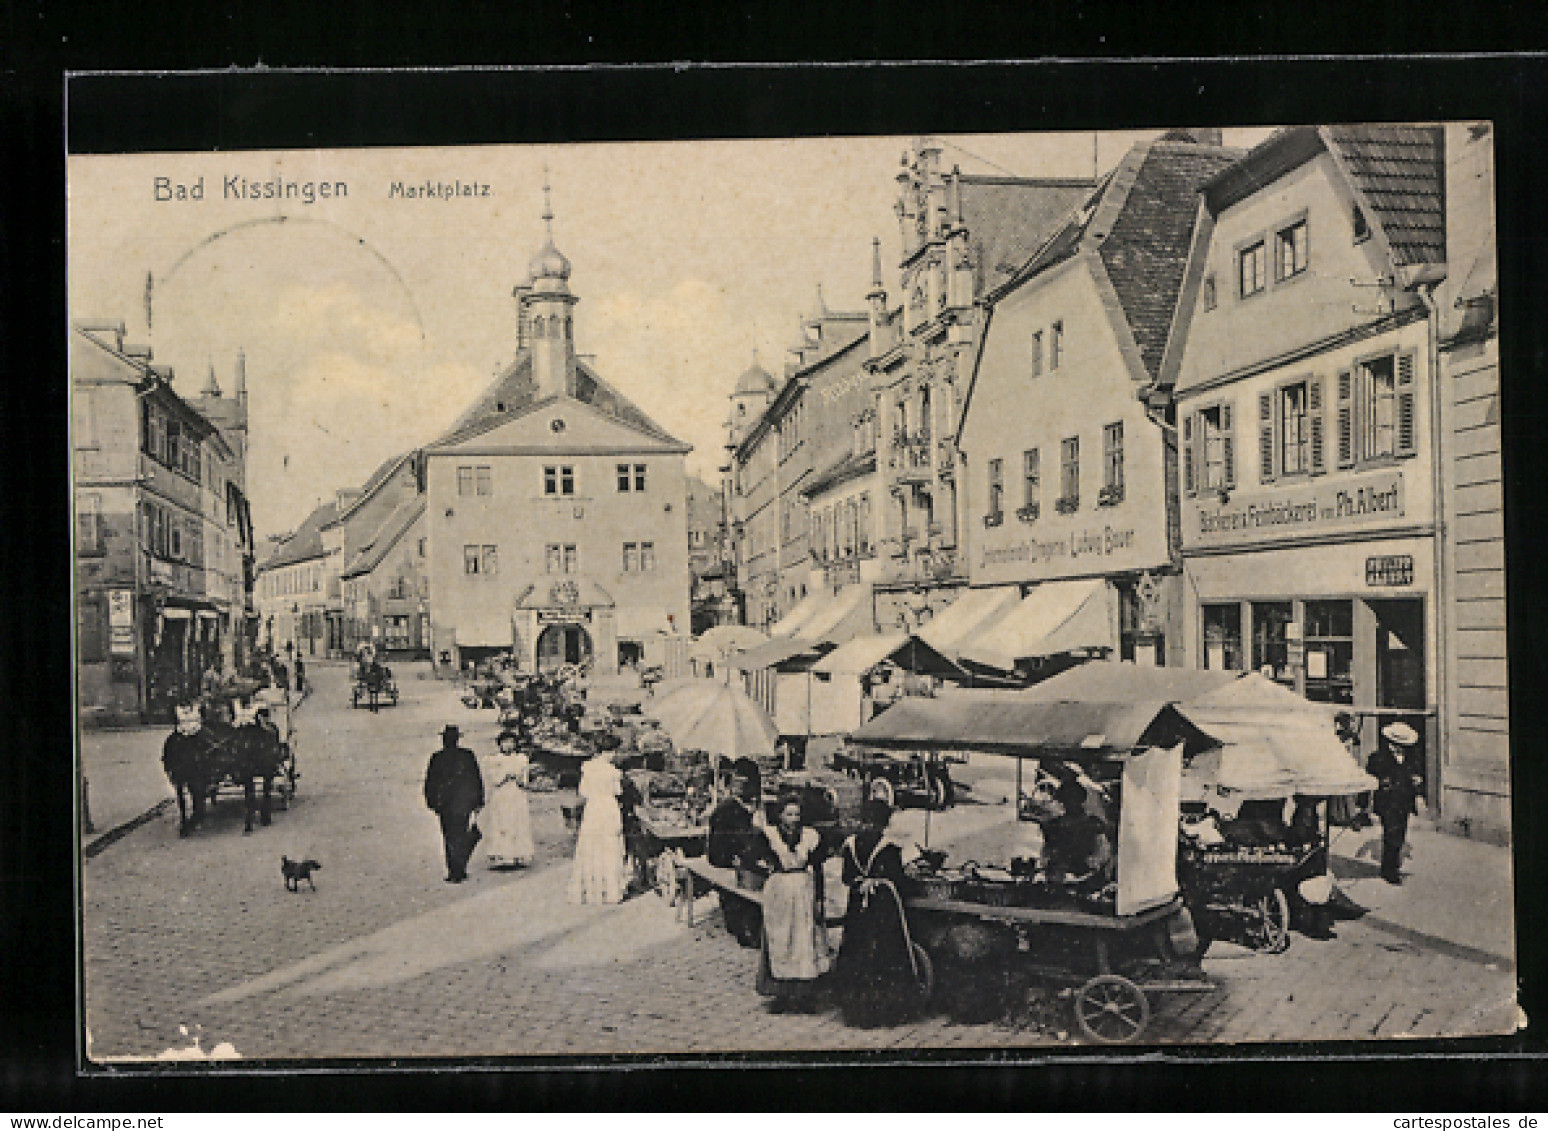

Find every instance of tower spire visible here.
[202,358,222,398]
[542,166,554,234]
[869,237,884,292]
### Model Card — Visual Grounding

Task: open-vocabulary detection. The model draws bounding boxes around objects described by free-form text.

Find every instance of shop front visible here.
[1183,534,1437,805]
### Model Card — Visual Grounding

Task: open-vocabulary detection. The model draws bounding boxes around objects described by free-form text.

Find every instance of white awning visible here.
[959,578,1118,672]
[810,632,965,679]
[455,607,513,648]
[800,584,872,646]
[615,605,673,639]
[768,588,829,638]
[917,585,1022,654]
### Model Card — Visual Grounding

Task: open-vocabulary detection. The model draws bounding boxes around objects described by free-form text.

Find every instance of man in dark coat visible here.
[425,723,485,883]
[1368,722,1421,885]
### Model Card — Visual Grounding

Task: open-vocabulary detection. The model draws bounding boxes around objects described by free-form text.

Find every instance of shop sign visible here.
[108,589,136,655]
[1189,469,1406,548]
[537,609,591,625]
[981,525,1138,569]
[1365,554,1415,587]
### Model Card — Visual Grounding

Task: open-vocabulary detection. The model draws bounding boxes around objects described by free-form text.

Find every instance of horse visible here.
[162,711,286,836]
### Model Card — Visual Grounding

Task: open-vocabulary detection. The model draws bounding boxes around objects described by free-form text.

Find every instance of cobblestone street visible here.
[81,663,1517,1062]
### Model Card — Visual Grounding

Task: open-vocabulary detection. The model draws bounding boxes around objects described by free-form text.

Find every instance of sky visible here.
[68,127,1272,542]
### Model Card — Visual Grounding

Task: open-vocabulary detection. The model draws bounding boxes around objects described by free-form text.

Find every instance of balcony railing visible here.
[1055,495,1080,516]
[1016,503,1040,524]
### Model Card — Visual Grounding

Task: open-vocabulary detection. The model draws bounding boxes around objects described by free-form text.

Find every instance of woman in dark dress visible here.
[834,798,926,1026]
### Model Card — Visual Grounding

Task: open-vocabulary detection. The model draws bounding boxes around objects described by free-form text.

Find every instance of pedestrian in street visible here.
[707,760,765,948]
[834,798,925,1026]
[293,657,306,697]
[754,793,829,1011]
[482,729,534,869]
[1368,722,1422,885]
[424,724,485,884]
[568,747,627,905]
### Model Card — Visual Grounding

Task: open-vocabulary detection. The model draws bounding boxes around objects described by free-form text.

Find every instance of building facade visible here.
[74,324,255,724]
[340,498,430,658]
[866,139,1095,630]
[958,134,1240,672]
[254,499,344,659]
[687,473,737,634]
[424,200,691,674]
[1434,121,1507,837]
[1170,125,1448,802]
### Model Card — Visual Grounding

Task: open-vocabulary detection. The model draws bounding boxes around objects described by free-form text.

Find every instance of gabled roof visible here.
[1204,124,1445,269]
[438,350,683,448]
[334,449,415,526]
[971,138,1241,407]
[258,500,339,572]
[956,175,1098,296]
[340,497,426,580]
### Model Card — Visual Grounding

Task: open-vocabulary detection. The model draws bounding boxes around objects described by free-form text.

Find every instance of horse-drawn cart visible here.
[163,700,297,836]
[351,662,399,709]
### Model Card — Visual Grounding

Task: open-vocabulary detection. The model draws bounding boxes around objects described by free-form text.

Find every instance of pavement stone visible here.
[81,663,1519,1062]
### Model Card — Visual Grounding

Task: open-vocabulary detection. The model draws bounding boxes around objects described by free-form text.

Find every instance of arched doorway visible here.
[537,622,593,672]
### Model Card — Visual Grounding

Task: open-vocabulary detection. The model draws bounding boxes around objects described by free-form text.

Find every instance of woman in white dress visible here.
[755,795,830,1009]
[568,749,627,904]
[482,730,534,869]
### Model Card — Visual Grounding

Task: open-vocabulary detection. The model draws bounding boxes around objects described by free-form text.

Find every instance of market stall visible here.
[850,696,1220,1043]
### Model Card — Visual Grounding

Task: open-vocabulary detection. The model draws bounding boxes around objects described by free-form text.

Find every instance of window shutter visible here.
[1336,368,1355,468]
[1221,402,1237,488]
[1395,349,1418,456]
[1257,390,1275,483]
[1182,413,1196,496]
[1308,376,1326,474]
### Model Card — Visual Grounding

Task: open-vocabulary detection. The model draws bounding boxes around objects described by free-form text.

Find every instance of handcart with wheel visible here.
[853,696,1225,1045]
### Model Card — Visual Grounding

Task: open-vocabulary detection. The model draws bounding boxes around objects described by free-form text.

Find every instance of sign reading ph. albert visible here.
[1189,469,1407,549]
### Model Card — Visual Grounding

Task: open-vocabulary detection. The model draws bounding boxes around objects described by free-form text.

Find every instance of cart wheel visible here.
[867,776,895,808]
[910,943,935,1002]
[1073,974,1150,1045]
[1248,888,1292,953]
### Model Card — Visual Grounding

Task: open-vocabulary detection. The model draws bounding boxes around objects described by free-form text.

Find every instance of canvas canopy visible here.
[850,695,1219,761]
[959,578,1118,672]
[918,585,1022,655]
[810,633,965,679]
[730,637,831,671]
[1024,661,1372,798]
[799,584,872,645]
[768,588,828,639]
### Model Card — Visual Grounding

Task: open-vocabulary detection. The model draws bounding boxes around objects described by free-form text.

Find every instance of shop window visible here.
[1239,240,1267,298]
[1202,604,1243,671]
[1275,219,1308,281]
[1100,422,1124,505]
[1030,331,1044,378]
[1303,599,1354,704]
[1251,601,1295,687]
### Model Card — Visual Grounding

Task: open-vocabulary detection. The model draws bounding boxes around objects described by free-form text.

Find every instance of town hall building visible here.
[423,193,692,674]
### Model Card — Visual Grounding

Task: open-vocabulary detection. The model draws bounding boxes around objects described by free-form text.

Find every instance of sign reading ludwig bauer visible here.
[1191,469,1406,548]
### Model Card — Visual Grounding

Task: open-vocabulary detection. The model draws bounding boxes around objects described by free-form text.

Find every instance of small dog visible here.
[281,855,322,892]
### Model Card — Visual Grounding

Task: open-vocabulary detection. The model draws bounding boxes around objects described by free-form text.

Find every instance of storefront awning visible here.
[731,636,831,671]
[799,584,872,646]
[768,588,829,638]
[811,632,965,680]
[851,696,1219,760]
[456,607,513,648]
[959,578,1118,672]
[615,605,674,639]
[917,585,1022,655]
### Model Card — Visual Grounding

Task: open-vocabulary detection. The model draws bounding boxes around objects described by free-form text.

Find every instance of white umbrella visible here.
[646,680,779,760]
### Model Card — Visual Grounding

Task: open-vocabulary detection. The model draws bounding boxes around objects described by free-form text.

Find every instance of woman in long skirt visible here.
[834,798,924,1026]
[483,729,535,869]
[568,749,627,904]
[755,796,829,1009]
